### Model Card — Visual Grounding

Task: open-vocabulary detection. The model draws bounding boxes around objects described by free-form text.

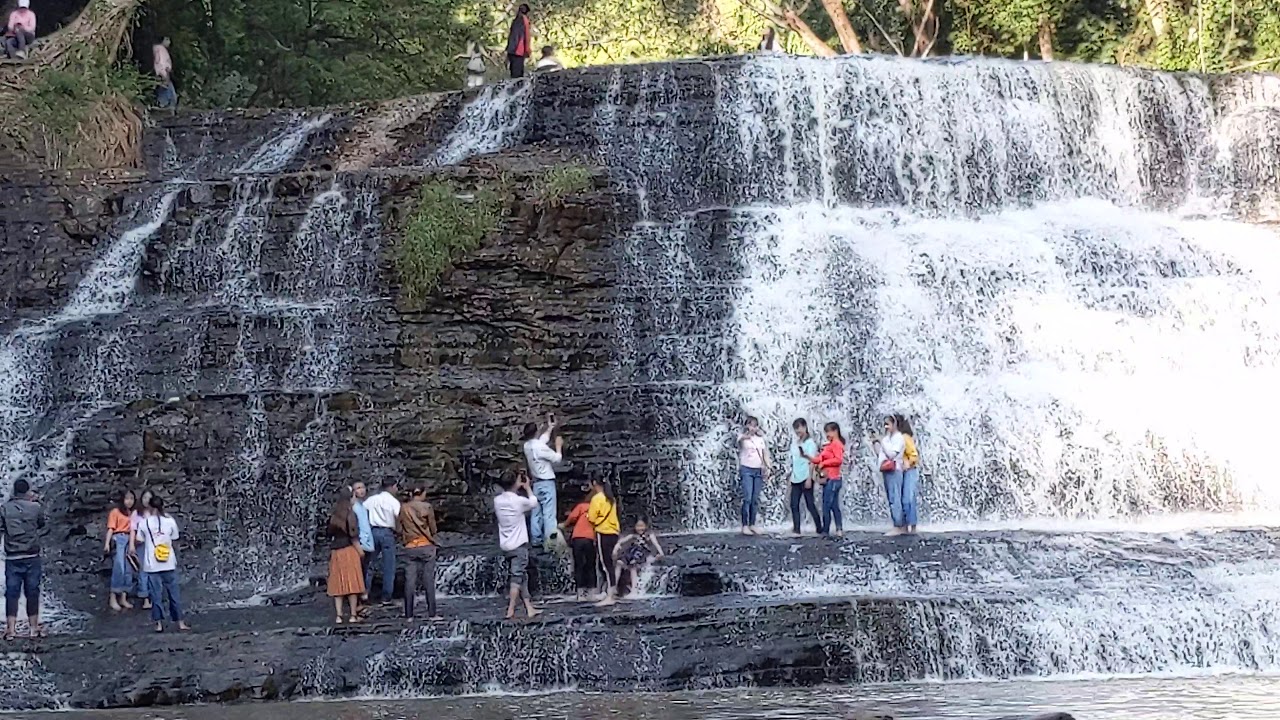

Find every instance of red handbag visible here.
[880,458,896,472]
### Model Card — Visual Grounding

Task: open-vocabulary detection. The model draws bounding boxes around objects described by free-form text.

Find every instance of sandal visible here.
[334,617,345,625]
[32,625,47,639]
[3,631,13,642]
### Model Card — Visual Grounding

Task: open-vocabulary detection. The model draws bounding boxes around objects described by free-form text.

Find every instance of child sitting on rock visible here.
[598,518,663,606]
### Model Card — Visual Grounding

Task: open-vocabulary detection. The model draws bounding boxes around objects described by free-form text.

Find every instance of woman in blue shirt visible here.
[789,418,822,535]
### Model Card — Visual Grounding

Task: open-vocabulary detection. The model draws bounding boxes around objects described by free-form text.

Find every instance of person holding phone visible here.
[788,418,822,535]
[736,416,771,536]
[521,412,564,547]
[494,470,542,620]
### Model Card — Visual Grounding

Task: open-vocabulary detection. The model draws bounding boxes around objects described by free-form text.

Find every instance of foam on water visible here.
[433,81,534,166]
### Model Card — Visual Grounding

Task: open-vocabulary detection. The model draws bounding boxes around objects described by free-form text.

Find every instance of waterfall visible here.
[434,81,534,166]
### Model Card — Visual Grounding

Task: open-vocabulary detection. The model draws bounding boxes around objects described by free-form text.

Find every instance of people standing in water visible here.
[397,487,440,620]
[505,3,533,78]
[736,416,771,536]
[788,419,822,535]
[135,496,189,633]
[362,479,401,604]
[561,487,597,601]
[326,487,366,624]
[873,415,907,535]
[521,413,564,547]
[611,518,664,599]
[103,490,136,611]
[896,414,921,534]
[803,423,846,537]
[588,478,621,606]
[494,471,542,620]
[1,478,45,640]
[131,488,154,610]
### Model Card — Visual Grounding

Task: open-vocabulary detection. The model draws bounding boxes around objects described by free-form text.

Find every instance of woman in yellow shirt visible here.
[897,414,920,534]
[587,478,620,604]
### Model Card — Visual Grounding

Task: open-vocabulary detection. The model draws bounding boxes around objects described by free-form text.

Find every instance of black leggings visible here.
[571,538,597,590]
[596,533,619,589]
[790,482,821,533]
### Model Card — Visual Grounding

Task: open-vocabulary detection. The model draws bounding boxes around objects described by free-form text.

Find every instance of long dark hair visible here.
[591,478,616,506]
[824,421,846,444]
[894,413,914,436]
[115,489,136,514]
[327,486,354,533]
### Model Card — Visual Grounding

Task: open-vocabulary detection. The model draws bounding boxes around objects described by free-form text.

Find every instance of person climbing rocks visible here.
[494,470,542,620]
[103,490,137,612]
[736,416,771,536]
[506,3,533,79]
[521,412,563,548]
[535,45,563,72]
[153,37,177,109]
[133,495,189,633]
[1,478,45,640]
[397,486,440,620]
[4,0,36,61]
[362,479,401,605]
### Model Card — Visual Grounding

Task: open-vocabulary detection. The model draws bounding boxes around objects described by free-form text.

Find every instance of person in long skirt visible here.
[327,487,366,624]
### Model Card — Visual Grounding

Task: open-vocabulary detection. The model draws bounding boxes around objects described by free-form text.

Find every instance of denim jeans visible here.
[365,527,397,602]
[901,467,920,526]
[739,466,764,526]
[147,570,182,622]
[821,479,843,535]
[789,482,821,533]
[883,469,906,527]
[136,570,151,599]
[530,480,558,545]
[110,533,134,593]
[4,557,40,618]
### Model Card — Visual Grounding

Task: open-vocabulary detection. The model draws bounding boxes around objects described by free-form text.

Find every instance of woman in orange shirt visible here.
[561,487,597,600]
[102,490,137,611]
[803,423,847,537]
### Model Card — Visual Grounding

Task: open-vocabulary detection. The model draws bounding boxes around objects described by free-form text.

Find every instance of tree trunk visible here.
[1038,17,1055,60]
[819,0,864,53]
[782,9,839,56]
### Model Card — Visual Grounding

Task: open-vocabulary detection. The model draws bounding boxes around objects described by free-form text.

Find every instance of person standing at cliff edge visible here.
[494,471,542,620]
[506,3,533,79]
[363,479,402,605]
[1,478,45,640]
[522,413,564,548]
[153,37,177,109]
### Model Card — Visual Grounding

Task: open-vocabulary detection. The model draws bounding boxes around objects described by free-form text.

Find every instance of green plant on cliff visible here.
[398,180,503,303]
[533,163,594,207]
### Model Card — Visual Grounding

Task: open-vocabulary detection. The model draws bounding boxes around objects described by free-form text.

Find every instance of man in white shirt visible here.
[362,479,402,603]
[521,414,564,547]
[494,471,542,619]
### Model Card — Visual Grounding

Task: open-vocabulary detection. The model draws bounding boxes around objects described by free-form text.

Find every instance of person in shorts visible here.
[493,471,542,620]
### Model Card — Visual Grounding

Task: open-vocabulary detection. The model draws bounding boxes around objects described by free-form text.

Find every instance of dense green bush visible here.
[397,180,502,303]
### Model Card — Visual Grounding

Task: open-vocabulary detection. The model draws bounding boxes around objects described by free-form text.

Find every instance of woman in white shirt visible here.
[872,415,907,536]
[132,495,190,632]
[736,416,771,535]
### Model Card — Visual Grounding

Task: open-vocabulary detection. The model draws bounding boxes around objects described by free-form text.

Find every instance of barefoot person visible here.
[494,471,541,620]
[588,478,620,605]
[896,414,921,534]
[788,418,822,535]
[521,413,564,547]
[135,496,189,633]
[736,416,771,535]
[326,487,365,624]
[873,415,907,535]
[103,490,137,612]
[803,423,846,537]
[1,478,45,640]
[397,487,440,620]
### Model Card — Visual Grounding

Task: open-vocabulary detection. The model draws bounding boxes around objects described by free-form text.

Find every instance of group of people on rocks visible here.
[740,414,922,538]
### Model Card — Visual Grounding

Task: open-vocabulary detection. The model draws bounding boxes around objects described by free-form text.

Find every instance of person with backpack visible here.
[132,495,189,632]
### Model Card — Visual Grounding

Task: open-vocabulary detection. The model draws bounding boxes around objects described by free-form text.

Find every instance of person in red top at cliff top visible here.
[506,3,532,79]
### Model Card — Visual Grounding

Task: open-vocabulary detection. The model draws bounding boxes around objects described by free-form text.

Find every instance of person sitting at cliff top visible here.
[505,3,532,78]
[4,0,36,61]
[535,45,563,72]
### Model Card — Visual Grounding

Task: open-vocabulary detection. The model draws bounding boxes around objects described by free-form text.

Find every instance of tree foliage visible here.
[131,0,1280,109]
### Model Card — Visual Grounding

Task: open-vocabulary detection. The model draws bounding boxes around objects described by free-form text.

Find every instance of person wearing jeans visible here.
[397,487,439,619]
[788,418,822,535]
[363,480,402,603]
[522,414,564,546]
[897,414,921,534]
[1,478,45,640]
[103,490,137,612]
[736,416,771,535]
[873,415,907,536]
[803,423,847,537]
[134,495,189,632]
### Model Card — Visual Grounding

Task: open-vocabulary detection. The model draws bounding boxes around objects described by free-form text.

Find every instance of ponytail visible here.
[824,422,845,444]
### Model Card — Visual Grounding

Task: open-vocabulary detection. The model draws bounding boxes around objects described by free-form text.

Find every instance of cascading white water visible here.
[434,81,534,166]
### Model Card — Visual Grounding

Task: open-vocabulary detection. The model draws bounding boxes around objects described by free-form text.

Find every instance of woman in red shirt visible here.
[561,487,597,600]
[803,422,847,537]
